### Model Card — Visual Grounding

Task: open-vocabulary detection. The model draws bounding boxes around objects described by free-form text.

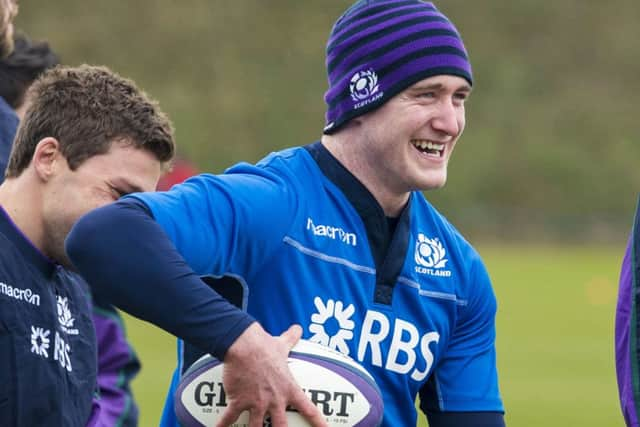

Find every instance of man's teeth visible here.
[412,140,444,151]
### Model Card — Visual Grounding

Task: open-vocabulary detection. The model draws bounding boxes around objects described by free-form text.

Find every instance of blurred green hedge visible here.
[15,1,640,242]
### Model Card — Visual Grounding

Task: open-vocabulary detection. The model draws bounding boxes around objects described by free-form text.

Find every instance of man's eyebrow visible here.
[408,82,472,93]
[409,83,444,92]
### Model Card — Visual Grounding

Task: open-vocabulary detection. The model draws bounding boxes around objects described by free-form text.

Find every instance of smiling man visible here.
[0,65,175,426]
[67,1,504,426]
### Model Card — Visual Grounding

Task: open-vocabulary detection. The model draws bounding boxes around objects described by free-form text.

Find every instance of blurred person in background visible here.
[616,200,640,427]
[0,33,57,184]
[0,0,17,58]
[67,1,505,425]
[0,34,58,120]
[0,0,18,185]
[0,35,144,427]
[0,64,175,426]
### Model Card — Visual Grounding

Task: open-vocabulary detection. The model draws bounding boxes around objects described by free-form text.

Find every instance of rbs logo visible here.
[358,311,439,381]
[309,298,440,382]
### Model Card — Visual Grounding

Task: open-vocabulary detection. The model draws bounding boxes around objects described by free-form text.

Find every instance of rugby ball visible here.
[175,339,383,426]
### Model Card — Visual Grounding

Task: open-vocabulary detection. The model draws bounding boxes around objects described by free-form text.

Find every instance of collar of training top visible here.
[305,141,411,305]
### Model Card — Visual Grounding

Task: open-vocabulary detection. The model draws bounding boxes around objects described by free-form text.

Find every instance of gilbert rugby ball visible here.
[175,339,383,426]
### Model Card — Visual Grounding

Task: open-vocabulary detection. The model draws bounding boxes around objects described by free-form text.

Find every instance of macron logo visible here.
[306,218,357,247]
[1,281,41,306]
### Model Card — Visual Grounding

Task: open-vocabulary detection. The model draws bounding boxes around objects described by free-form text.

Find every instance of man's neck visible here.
[0,176,46,251]
[321,135,409,217]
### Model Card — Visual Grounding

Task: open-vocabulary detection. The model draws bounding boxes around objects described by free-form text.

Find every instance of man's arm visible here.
[615,229,640,427]
[66,198,327,427]
[66,198,253,359]
[91,299,140,427]
[419,250,504,426]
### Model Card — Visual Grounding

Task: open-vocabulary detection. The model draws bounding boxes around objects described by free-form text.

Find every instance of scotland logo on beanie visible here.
[349,68,382,107]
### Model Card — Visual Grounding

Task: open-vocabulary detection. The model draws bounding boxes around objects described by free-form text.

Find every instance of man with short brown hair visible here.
[0,42,146,424]
[0,64,175,426]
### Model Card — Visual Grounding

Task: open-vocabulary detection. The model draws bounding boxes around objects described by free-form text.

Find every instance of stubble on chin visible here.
[42,223,76,270]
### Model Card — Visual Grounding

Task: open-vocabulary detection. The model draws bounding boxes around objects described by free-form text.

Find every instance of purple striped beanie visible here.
[323,0,472,134]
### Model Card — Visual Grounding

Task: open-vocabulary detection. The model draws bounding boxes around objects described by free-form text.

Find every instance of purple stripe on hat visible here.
[329,16,458,57]
[382,53,472,83]
[329,3,439,48]
[616,237,640,427]
[328,11,450,68]
[329,33,466,87]
[327,17,459,75]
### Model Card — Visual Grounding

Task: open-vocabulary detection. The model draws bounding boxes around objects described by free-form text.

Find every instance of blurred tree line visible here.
[14,1,640,242]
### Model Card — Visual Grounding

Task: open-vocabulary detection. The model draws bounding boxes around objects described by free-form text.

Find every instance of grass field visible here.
[123,243,625,426]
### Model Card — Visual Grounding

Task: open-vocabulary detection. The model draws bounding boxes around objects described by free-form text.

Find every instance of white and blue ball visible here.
[175,339,383,426]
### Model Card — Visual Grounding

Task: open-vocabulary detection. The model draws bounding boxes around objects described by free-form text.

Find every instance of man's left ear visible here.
[32,137,65,182]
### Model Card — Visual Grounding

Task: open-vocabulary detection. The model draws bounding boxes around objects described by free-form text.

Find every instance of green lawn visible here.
[123,243,625,426]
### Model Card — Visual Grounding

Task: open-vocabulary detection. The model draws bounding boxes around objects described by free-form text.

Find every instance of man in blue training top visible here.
[68,1,505,426]
[0,64,175,426]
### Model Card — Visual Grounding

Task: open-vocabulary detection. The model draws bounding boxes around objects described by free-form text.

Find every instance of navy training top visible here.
[0,207,97,426]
